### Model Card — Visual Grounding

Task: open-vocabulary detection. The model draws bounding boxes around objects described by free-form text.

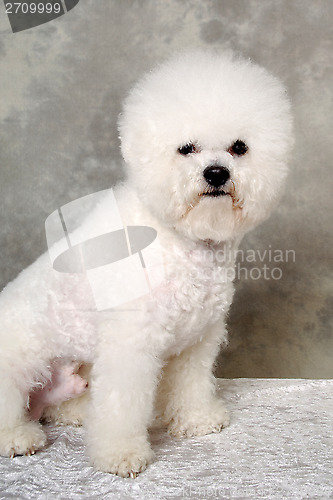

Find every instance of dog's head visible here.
[118,51,293,243]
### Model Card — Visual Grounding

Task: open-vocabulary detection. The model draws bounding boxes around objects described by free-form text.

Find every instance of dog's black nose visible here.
[203,166,230,188]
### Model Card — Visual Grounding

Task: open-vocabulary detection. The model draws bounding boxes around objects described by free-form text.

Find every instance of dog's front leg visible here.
[86,333,161,477]
[156,322,230,438]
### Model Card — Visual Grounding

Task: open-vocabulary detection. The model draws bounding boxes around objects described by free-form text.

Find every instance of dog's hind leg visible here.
[0,357,48,457]
[0,316,51,457]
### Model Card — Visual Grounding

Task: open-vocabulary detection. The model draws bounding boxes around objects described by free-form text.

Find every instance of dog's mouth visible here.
[200,180,243,208]
[199,181,244,210]
[201,190,229,198]
[181,181,243,219]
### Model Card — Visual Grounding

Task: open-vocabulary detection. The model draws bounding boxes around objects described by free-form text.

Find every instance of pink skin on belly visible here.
[29,360,88,421]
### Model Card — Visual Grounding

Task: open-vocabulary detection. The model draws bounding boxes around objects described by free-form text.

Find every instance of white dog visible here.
[0,51,293,477]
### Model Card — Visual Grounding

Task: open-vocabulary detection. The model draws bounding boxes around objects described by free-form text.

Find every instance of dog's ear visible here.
[118,107,158,167]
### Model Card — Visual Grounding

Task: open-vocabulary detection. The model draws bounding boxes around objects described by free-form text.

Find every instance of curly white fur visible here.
[0,50,292,477]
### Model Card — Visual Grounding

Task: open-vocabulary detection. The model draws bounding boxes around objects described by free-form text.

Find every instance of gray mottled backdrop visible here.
[0,0,332,378]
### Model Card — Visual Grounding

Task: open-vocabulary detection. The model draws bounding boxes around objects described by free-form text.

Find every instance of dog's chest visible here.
[45,242,235,359]
[148,243,235,343]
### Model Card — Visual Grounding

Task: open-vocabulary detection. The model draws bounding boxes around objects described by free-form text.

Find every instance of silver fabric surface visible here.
[0,379,332,499]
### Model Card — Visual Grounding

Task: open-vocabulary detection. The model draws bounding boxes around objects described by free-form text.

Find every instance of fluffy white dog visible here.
[0,51,293,477]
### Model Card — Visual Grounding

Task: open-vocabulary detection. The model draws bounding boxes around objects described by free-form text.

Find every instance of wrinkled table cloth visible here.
[1,379,332,499]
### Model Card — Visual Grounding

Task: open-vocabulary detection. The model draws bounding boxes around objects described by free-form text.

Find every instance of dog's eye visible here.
[178,143,198,156]
[228,140,248,156]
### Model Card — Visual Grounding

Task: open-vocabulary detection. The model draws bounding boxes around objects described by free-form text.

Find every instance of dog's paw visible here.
[0,421,46,457]
[41,392,87,427]
[89,436,155,477]
[41,403,84,427]
[167,400,230,438]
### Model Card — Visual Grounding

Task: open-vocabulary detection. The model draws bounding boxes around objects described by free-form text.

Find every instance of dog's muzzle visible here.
[203,165,230,196]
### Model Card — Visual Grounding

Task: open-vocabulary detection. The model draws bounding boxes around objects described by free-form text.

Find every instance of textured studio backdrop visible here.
[0,0,332,378]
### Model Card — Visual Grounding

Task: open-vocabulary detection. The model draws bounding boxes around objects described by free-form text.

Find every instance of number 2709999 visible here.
[5,2,62,14]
